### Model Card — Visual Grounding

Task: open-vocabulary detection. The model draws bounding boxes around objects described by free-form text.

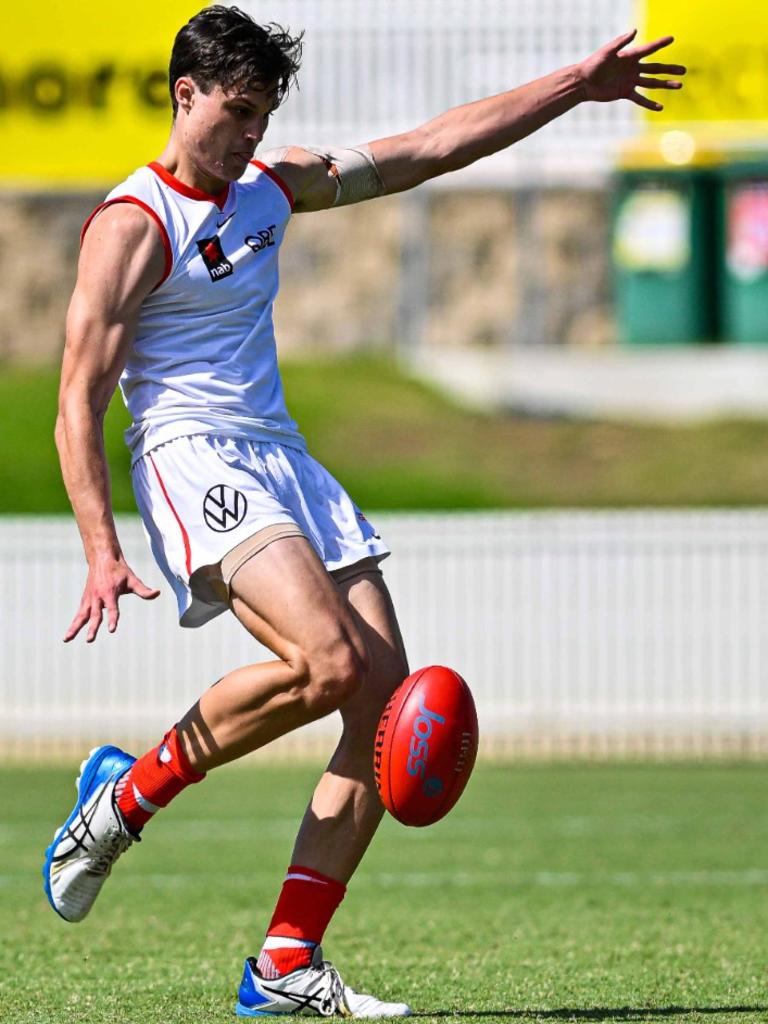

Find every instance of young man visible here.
[44,6,684,1017]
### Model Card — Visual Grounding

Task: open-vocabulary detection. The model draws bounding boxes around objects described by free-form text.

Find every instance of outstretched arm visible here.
[278,29,685,211]
[374,29,684,193]
[57,204,164,641]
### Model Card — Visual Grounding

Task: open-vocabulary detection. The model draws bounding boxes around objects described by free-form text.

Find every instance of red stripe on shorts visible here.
[148,454,192,576]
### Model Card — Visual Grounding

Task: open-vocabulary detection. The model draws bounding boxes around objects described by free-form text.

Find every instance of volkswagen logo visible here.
[203,485,247,532]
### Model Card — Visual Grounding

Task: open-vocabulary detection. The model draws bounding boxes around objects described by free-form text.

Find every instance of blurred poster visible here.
[727,183,768,282]
[644,0,768,126]
[613,186,690,272]
[0,0,200,187]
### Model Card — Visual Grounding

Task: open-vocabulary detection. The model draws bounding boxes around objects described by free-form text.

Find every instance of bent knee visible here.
[301,635,369,718]
[361,655,409,722]
[384,655,409,698]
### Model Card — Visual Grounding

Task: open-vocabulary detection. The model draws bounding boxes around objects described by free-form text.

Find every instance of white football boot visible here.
[236,945,412,1017]
[43,744,139,922]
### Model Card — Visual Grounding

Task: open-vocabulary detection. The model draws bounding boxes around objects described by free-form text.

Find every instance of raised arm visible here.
[371,30,684,193]
[276,29,685,212]
[57,204,165,642]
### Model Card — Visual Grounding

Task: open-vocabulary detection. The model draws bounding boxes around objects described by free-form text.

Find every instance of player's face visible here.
[177,79,278,184]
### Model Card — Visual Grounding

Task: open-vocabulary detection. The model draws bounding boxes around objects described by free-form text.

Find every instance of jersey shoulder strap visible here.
[80,166,174,289]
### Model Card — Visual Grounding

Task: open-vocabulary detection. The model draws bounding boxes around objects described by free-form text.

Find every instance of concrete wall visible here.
[0,187,614,366]
[0,193,94,364]
[421,188,614,349]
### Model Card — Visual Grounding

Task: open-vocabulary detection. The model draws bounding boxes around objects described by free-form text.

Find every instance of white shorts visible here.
[131,435,390,627]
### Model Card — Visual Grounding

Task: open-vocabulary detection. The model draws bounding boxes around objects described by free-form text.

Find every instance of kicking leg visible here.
[44,536,372,922]
[177,535,371,768]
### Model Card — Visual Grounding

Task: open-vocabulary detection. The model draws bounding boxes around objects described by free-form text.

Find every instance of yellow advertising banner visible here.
[0,1,202,187]
[643,0,768,125]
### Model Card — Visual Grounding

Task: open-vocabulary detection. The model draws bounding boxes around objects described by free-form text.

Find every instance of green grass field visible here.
[4,357,768,512]
[2,762,767,1023]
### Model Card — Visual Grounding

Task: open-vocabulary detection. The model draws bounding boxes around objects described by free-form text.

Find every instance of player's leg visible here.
[289,564,408,880]
[239,563,412,1017]
[44,535,371,923]
[255,565,405,968]
[174,536,371,768]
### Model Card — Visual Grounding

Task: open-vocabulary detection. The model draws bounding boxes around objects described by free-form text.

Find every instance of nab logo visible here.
[197,235,233,282]
[203,485,248,532]
[244,224,276,254]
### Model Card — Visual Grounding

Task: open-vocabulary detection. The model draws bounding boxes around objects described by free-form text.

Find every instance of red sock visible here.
[116,725,205,833]
[256,865,347,978]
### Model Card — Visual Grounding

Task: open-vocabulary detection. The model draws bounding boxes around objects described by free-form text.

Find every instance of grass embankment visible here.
[3,356,768,511]
[3,762,767,1023]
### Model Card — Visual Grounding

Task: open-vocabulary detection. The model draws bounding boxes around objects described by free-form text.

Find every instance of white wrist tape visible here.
[305,144,385,206]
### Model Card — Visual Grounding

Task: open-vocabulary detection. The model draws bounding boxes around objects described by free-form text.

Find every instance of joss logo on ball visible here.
[406,694,446,779]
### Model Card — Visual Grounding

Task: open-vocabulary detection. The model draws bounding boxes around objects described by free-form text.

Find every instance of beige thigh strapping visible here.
[220,524,307,585]
[191,527,384,607]
[330,556,383,586]
[190,523,306,605]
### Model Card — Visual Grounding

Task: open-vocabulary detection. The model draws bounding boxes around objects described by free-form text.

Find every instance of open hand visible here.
[65,555,160,643]
[579,29,686,111]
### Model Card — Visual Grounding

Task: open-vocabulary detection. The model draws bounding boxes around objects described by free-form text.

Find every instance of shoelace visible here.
[314,961,349,1017]
[88,826,134,877]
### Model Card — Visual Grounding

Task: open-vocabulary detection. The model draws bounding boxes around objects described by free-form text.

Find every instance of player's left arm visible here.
[270,29,684,212]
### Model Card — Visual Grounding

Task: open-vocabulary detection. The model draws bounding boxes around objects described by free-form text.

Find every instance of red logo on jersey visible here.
[197,235,233,281]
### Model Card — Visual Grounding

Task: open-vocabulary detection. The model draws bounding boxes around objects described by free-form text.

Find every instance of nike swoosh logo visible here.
[217,212,234,228]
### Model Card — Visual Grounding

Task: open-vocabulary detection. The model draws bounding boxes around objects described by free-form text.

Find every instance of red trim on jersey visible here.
[80,197,173,290]
[250,160,294,210]
[148,454,192,577]
[148,161,230,210]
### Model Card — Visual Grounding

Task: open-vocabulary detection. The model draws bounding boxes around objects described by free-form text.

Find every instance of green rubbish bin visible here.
[720,160,768,344]
[612,160,720,345]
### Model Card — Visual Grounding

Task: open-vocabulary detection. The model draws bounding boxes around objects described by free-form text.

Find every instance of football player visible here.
[44,6,684,1016]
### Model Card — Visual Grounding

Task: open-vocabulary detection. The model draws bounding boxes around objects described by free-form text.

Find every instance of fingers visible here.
[63,596,109,642]
[106,595,120,634]
[640,62,687,75]
[128,576,161,601]
[630,90,664,112]
[623,35,675,59]
[64,604,90,643]
[84,578,161,640]
[608,28,637,54]
[636,76,683,90]
[86,603,104,644]
[65,568,160,641]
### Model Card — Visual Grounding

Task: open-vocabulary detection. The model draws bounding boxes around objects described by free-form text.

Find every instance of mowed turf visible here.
[1,763,767,1023]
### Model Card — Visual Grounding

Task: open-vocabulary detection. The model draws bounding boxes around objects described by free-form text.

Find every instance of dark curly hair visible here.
[169,5,303,116]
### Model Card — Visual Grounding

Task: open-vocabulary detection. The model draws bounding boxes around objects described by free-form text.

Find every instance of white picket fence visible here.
[240,0,639,186]
[2,512,768,761]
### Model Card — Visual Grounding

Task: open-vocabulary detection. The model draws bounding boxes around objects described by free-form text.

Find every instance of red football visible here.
[373,665,479,827]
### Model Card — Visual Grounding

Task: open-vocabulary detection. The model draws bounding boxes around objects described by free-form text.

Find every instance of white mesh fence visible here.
[2,511,768,761]
[239,0,639,186]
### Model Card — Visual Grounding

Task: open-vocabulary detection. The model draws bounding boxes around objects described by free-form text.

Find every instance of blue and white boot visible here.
[236,945,411,1017]
[43,744,138,922]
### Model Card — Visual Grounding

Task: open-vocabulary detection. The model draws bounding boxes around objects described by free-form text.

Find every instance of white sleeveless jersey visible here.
[82,159,305,461]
